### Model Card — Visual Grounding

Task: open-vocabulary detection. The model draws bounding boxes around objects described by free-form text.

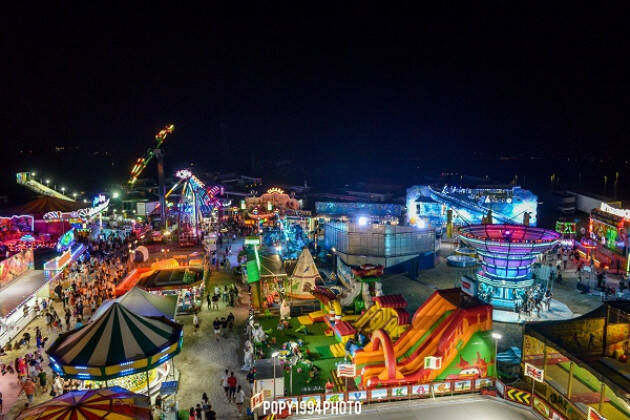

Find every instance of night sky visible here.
[3,5,630,197]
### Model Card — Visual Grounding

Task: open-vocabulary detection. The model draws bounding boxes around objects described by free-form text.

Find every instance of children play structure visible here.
[352,288,494,389]
[352,295,410,339]
[287,248,321,300]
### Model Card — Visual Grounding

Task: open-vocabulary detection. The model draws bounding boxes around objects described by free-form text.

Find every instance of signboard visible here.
[461,276,477,296]
[588,407,607,420]
[250,391,264,410]
[391,386,408,397]
[475,378,493,389]
[337,363,356,377]
[370,388,388,400]
[453,380,472,392]
[432,382,451,394]
[600,202,630,219]
[246,260,260,283]
[525,362,544,382]
[244,236,261,246]
[533,395,551,418]
[495,379,506,397]
[347,390,367,401]
[506,387,531,405]
[424,356,442,370]
[412,384,430,395]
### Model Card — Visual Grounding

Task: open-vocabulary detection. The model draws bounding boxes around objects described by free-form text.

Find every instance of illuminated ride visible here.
[47,302,182,393]
[128,124,175,226]
[129,124,175,185]
[458,224,560,310]
[407,185,538,229]
[164,169,224,246]
[16,172,75,201]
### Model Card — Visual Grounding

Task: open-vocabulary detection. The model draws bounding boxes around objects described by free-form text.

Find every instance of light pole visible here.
[491,332,502,376]
[271,351,280,401]
[331,247,337,278]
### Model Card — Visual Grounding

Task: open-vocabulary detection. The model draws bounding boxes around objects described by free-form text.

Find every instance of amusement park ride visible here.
[129,124,175,226]
[128,124,225,246]
[165,170,225,246]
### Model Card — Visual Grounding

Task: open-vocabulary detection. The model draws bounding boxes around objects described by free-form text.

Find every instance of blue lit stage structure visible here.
[406,185,538,229]
[315,201,402,224]
[458,224,560,309]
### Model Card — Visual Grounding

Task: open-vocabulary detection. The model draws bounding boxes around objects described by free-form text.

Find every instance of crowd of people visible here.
[0,235,136,415]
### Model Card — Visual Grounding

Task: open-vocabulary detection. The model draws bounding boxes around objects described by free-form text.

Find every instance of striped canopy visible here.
[92,287,178,320]
[16,386,151,420]
[47,303,183,380]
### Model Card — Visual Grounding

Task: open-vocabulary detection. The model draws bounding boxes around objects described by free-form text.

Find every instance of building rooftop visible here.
[525,302,630,397]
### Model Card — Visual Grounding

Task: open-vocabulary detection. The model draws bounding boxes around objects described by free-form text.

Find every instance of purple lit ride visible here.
[458,224,560,310]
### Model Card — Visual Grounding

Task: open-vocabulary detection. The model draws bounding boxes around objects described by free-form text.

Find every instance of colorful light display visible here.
[56,228,75,252]
[407,185,538,228]
[0,249,33,288]
[458,224,560,309]
[129,124,174,185]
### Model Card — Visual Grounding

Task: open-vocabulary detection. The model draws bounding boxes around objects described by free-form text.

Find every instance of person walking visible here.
[221,369,230,399]
[227,371,237,402]
[213,318,221,341]
[235,385,245,414]
[193,313,200,333]
[21,378,36,405]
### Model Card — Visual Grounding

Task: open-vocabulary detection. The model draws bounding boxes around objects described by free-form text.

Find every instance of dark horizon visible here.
[4,5,630,200]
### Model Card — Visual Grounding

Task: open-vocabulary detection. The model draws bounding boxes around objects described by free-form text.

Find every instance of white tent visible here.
[134,245,149,262]
[288,248,320,299]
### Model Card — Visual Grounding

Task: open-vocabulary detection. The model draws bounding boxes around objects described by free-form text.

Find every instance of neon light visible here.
[120,368,136,375]
[176,169,192,179]
[600,202,630,219]
[0,214,35,232]
[267,187,285,194]
[119,361,134,366]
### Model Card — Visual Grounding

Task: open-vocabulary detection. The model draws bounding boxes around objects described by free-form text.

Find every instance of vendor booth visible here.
[136,267,205,314]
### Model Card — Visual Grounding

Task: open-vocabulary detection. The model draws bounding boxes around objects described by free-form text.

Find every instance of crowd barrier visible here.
[261,377,496,417]
[497,380,570,420]
[263,378,583,419]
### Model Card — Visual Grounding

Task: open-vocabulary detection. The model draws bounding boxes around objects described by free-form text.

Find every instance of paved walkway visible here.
[174,269,250,420]
[291,395,538,420]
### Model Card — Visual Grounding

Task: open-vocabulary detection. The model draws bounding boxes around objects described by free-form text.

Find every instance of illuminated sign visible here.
[43,196,109,221]
[600,203,630,219]
[266,187,285,194]
[176,169,192,179]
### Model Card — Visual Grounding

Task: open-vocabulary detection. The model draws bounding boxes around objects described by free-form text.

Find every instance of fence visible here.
[261,377,496,417]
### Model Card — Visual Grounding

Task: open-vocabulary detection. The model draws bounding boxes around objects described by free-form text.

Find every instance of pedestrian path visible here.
[493,299,576,324]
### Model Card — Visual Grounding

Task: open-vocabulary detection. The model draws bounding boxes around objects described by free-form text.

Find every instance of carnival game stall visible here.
[135,267,205,314]
[583,204,630,274]
[46,303,183,395]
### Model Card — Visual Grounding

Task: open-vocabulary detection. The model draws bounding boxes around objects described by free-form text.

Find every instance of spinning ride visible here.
[458,224,560,309]
[165,169,224,246]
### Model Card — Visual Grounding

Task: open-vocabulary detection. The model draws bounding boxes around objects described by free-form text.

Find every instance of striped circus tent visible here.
[16,386,151,420]
[47,303,183,381]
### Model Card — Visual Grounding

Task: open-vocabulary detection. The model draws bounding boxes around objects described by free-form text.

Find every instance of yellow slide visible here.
[354,292,455,368]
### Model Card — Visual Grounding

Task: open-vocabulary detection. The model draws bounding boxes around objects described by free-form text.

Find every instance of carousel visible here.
[16,386,152,420]
[46,302,183,395]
